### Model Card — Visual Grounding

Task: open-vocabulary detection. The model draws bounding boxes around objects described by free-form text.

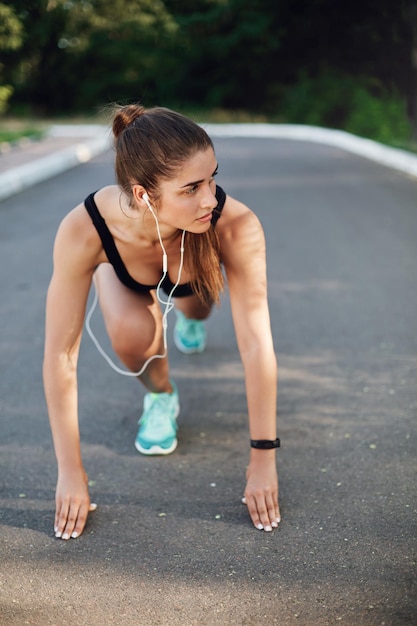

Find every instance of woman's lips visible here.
[196,212,213,223]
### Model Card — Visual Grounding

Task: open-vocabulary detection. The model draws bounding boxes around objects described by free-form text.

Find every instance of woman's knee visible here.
[108,307,162,359]
[95,267,165,368]
[174,295,213,320]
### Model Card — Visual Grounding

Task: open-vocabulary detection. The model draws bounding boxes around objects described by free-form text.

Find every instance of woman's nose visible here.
[201,184,217,210]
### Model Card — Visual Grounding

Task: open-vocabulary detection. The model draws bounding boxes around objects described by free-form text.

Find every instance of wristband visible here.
[250,438,280,449]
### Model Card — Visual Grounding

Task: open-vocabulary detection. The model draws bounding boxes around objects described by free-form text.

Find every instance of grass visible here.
[0,123,45,144]
[388,139,417,154]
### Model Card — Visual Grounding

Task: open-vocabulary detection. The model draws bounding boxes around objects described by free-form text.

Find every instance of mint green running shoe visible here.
[174,310,207,354]
[135,382,179,455]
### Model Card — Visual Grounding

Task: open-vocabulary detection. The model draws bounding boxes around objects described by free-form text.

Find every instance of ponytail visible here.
[184,228,224,306]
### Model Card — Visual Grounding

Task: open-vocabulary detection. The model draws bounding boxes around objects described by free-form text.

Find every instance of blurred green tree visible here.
[2,0,416,140]
[3,0,178,114]
[0,2,23,113]
[164,0,284,110]
[69,0,179,111]
[406,1,417,138]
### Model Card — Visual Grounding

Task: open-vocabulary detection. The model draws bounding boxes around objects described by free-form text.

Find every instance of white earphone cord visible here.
[85,199,186,377]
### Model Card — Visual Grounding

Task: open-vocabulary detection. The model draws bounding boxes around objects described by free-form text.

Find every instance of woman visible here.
[44,104,281,540]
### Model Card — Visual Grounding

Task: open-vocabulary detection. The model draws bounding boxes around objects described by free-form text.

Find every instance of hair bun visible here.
[112,104,146,139]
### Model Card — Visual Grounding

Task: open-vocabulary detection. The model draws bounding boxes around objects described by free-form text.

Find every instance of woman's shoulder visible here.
[90,185,121,209]
[59,186,118,233]
[218,193,263,240]
[217,193,266,271]
[54,186,119,263]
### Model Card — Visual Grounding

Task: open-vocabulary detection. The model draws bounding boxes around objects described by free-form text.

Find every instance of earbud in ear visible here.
[142,192,155,214]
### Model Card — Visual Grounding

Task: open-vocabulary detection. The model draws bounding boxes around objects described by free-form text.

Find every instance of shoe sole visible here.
[135,401,180,456]
[135,437,178,455]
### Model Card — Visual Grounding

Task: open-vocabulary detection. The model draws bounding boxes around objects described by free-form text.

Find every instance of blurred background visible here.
[0,0,416,147]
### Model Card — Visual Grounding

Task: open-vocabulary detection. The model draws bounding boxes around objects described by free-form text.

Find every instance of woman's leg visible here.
[174,294,213,320]
[94,264,172,393]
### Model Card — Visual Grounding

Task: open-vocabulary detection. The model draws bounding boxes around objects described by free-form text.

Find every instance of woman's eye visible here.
[185,185,198,195]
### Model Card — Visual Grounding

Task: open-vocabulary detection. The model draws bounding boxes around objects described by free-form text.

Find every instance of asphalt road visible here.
[0,138,416,625]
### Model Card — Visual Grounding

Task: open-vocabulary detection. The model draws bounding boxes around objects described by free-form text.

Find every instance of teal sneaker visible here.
[135,382,179,455]
[173,310,207,354]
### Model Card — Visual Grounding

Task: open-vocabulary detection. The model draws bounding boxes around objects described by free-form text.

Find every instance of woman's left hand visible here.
[243,450,280,531]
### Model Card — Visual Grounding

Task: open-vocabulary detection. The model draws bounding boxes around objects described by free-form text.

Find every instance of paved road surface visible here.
[0,138,416,625]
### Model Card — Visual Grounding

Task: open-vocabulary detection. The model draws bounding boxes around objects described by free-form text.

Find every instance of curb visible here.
[1,123,416,203]
[0,125,111,202]
[203,123,417,180]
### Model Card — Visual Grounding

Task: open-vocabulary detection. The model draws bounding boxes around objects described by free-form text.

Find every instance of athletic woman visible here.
[43,104,281,540]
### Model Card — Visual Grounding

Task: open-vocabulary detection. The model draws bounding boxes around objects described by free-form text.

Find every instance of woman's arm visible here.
[43,206,100,539]
[219,198,280,531]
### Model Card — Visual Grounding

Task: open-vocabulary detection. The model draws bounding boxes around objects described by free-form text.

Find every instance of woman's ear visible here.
[131,184,149,207]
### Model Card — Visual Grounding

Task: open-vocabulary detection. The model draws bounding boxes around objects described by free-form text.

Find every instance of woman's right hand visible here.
[54,468,97,540]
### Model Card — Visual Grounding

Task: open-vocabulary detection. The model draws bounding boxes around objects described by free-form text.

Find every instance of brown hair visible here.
[112,104,224,304]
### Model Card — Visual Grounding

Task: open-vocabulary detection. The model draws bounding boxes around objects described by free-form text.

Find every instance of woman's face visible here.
[154,147,219,233]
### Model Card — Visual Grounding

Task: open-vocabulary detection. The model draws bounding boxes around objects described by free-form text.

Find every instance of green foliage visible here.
[69,5,180,111]
[0,3,23,49]
[3,0,180,113]
[163,0,284,110]
[280,71,411,143]
[345,87,411,144]
[0,0,415,145]
[0,3,23,113]
[0,125,43,142]
[0,85,13,114]
[279,72,353,127]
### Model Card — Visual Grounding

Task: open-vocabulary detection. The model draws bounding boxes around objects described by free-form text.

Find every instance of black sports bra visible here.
[84,185,226,297]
